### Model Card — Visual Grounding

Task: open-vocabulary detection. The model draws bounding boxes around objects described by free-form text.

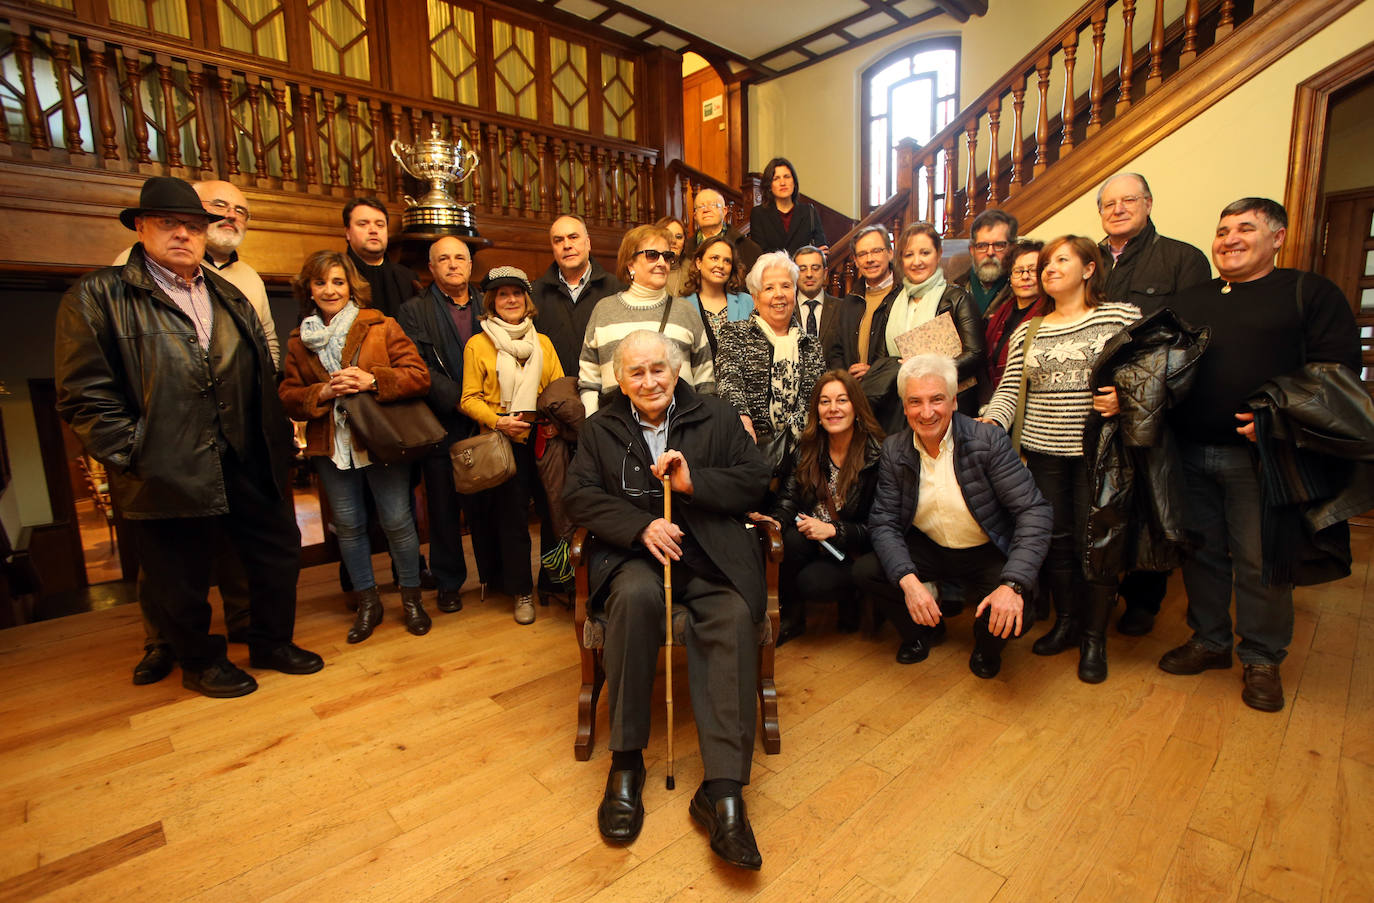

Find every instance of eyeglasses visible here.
[1010,266,1039,278]
[855,248,890,260]
[621,447,663,499]
[633,249,678,265]
[971,241,1009,254]
[147,215,208,235]
[205,198,251,221]
[1099,195,1148,212]
[694,202,724,211]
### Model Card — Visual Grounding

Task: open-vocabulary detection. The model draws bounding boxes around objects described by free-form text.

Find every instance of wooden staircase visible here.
[825,0,1363,295]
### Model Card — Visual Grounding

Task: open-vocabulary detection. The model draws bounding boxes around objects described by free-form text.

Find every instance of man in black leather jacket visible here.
[55,176,321,698]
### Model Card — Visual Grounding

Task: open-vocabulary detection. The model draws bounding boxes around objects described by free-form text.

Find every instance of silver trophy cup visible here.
[391,124,480,234]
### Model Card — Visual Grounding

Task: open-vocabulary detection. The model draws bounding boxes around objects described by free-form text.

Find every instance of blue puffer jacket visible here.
[867,413,1052,588]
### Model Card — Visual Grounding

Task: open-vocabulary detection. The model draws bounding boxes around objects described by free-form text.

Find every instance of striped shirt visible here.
[578,292,715,413]
[984,301,1140,457]
[144,253,213,350]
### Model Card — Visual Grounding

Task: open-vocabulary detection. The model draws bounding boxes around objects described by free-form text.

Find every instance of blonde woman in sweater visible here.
[461,266,564,624]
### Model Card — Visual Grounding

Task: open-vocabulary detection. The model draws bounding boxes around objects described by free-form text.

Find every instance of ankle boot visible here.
[1077,583,1115,684]
[347,587,383,644]
[1032,567,1078,656]
[400,586,431,636]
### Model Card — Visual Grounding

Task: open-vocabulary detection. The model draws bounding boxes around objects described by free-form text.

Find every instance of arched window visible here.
[861,38,959,215]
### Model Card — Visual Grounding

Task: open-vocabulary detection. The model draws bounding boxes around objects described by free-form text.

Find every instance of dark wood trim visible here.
[1282,41,1374,271]
[26,378,86,591]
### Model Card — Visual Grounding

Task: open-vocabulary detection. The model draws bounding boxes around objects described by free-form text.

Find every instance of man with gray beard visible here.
[954,209,1017,315]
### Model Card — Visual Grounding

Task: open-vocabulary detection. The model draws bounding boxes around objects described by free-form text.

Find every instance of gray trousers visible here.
[603,557,757,783]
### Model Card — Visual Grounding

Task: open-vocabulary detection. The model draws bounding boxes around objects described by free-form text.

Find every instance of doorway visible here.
[682,52,730,185]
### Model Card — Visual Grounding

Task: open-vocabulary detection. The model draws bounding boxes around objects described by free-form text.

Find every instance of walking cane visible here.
[662,473,675,791]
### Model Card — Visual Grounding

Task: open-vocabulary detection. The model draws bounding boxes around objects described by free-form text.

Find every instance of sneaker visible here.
[514,593,536,625]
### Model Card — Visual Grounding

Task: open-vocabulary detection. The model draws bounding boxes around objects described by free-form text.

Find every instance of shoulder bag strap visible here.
[657,295,673,334]
[1009,316,1044,456]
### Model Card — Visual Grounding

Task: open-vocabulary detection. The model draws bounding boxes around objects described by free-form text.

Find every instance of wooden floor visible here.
[2,529,1372,903]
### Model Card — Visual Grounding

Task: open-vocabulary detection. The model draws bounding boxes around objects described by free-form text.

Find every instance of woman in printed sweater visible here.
[577,224,714,414]
[982,235,1139,684]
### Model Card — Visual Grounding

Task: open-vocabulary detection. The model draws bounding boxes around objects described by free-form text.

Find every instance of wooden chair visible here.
[571,521,783,761]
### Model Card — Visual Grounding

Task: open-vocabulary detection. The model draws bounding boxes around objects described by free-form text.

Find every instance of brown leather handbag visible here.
[449,429,516,493]
[338,346,446,464]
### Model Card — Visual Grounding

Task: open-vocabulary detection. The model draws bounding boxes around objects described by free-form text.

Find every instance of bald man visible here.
[681,188,761,278]
[397,236,497,611]
[530,214,626,375]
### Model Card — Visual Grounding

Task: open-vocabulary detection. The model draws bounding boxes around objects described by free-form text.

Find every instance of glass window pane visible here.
[1361,287,1374,310]
[309,0,371,80]
[1365,249,1374,277]
[219,0,287,62]
[492,19,537,120]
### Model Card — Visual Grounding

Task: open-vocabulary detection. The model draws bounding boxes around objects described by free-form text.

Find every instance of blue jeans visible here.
[1179,442,1293,664]
[315,458,421,591]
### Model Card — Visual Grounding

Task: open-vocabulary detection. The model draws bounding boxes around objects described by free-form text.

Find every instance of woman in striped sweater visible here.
[982,235,1139,683]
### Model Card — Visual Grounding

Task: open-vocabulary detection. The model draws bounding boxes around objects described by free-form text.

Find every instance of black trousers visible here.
[420,449,499,591]
[141,541,250,646]
[484,437,536,596]
[603,557,758,782]
[778,524,856,624]
[126,449,300,670]
[853,530,1033,648]
[1023,450,1117,606]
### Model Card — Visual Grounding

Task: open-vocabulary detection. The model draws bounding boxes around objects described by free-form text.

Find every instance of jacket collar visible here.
[542,257,615,297]
[1101,218,1159,267]
[599,381,708,437]
[121,243,248,310]
[893,414,972,473]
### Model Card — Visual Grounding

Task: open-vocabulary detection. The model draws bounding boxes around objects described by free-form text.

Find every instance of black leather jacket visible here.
[54,244,293,519]
[1082,308,1210,580]
[772,437,882,555]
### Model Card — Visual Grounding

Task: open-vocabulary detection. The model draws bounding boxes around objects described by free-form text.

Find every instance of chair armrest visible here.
[571,527,590,566]
[755,520,783,563]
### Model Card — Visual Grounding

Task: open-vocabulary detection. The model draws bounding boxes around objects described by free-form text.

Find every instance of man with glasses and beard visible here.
[953,209,1018,316]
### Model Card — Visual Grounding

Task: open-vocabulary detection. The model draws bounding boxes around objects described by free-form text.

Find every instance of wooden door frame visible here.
[1282,41,1374,271]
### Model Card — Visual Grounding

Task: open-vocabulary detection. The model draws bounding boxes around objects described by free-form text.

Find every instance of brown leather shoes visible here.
[1158,639,1233,675]
[1241,663,1285,712]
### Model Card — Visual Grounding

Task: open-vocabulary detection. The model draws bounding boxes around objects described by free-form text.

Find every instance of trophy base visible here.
[401,206,479,236]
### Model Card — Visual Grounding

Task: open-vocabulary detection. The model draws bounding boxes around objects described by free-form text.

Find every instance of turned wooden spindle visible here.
[186,66,213,172]
[1087,5,1107,137]
[86,43,120,161]
[49,36,85,156]
[123,52,152,163]
[1216,0,1236,39]
[344,95,361,186]
[1179,0,1200,67]
[1060,31,1078,153]
[215,69,239,176]
[942,138,958,237]
[156,58,182,168]
[1147,0,1165,92]
[985,100,1002,207]
[1008,76,1026,194]
[1117,0,1136,115]
[923,160,937,222]
[963,119,979,225]
[271,80,293,182]
[323,94,341,187]
[485,123,504,215]
[592,146,608,224]
[367,100,384,192]
[246,80,267,179]
[299,90,319,190]
[1033,56,1051,177]
[386,105,404,197]
[13,32,50,152]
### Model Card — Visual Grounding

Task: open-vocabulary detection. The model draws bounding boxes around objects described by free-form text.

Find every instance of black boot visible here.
[400,586,431,636]
[1032,567,1078,656]
[347,587,383,644]
[1077,583,1115,684]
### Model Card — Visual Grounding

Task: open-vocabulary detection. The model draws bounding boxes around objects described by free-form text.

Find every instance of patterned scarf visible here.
[299,301,366,469]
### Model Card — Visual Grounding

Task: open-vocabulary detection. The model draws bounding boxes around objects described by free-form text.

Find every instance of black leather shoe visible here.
[776,619,806,647]
[249,643,324,674]
[689,786,762,870]
[1159,639,1233,675]
[969,650,1002,679]
[182,659,258,698]
[895,621,946,664]
[597,763,646,843]
[436,590,463,613]
[1241,663,1285,712]
[133,645,176,685]
[1116,607,1155,636]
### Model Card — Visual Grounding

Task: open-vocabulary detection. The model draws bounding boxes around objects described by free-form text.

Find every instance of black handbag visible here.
[338,346,446,464]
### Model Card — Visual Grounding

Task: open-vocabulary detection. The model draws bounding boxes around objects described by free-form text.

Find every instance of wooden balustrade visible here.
[0,11,657,231]
[826,0,1254,288]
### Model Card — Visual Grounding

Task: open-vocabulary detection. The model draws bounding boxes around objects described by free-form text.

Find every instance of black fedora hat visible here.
[119,176,224,230]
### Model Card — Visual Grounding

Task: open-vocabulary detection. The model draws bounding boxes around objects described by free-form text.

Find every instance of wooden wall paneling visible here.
[379,0,427,100]
[25,378,85,595]
[726,78,747,199]
[682,66,727,184]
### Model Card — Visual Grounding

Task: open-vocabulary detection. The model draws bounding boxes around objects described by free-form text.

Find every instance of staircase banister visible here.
[664,159,747,209]
[829,191,908,260]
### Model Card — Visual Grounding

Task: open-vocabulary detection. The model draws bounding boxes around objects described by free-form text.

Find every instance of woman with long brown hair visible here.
[754,368,885,644]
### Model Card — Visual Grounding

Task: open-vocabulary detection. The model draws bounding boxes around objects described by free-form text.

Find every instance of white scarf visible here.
[885,269,947,356]
[753,314,801,434]
[481,316,543,414]
[299,302,368,469]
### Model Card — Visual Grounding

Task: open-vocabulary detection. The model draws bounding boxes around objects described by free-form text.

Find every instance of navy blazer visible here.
[396,282,484,444]
[867,414,1052,589]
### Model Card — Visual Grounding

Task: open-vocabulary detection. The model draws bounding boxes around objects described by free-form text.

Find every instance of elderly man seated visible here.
[854,354,1052,678]
[564,329,772,870]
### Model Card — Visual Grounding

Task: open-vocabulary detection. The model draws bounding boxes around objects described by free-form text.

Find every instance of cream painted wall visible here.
[1029,2,1374,276]
[750,0,1189,217]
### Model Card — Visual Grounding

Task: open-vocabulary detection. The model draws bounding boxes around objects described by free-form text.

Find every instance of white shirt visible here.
[912,429,989,549]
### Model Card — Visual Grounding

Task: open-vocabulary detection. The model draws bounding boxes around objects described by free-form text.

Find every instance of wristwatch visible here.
[370,374,378,391]
[1001,579,1025,596]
